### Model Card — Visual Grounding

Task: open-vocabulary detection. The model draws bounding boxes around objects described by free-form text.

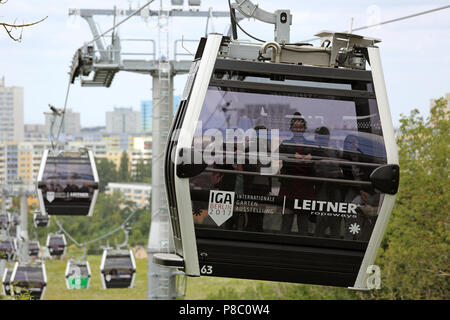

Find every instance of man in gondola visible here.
[278,112,315,235]
[312,126,343,238]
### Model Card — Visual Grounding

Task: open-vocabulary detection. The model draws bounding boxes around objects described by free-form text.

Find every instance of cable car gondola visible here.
[2,268,13,296]
[36,149,99,216]
[33,211,50,228]
[0,238,17,260]
[10,214,20,226]
[0,213,10,230]
[10,261,47,300]
[65,259,91,289]
[46,234,67,257]
[156,31,399,290]
[29,240,41,258]
[99,249,136,289]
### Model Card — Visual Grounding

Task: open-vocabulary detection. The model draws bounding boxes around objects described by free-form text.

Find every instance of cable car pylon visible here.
[68,1,243,300]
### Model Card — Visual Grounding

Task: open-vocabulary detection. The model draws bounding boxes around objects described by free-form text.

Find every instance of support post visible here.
[147,69,177,300]
[18,193,29,264]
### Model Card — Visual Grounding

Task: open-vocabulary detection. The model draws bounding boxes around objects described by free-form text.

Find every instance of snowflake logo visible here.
[349,223,361,235]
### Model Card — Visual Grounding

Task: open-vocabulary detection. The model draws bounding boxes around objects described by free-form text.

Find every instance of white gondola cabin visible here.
[37,149,99,216]
[155,32,400,290]
[46,234,67,257]
[99,249,136,289]
[0,238,17,261]
[0,213,10,230]
[33,211,50,228]
[65,259,91,289]
[10,261,47,300]
[29,240,41,258]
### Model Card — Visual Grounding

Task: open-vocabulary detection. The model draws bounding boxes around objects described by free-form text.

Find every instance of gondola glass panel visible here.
[0,239,16,260]
[37,150,99,216]
[188,83,388,286]
[100,249,136,289]
[10,262,47,300]
[0,214,9,230]
[162,36,399,289]
[46,234,67,257]
[29,241,40,257]
[33,211,50,228]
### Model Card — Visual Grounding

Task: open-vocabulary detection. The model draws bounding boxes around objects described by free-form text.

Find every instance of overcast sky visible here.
[0,0,449,128]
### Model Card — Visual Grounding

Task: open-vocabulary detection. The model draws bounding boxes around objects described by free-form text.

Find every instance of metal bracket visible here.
[231,0,292,43]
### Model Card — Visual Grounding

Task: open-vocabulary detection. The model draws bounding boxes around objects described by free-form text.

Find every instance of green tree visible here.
[133,159,152,183]
[95,158,118,191]
[0,0,47,42]
[362,97,449,300]
[118,151,131,182]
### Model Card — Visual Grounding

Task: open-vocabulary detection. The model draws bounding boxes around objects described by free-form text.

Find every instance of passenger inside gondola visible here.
[278,112,315,235]
[312,126,344,238]
[234,125,272,233]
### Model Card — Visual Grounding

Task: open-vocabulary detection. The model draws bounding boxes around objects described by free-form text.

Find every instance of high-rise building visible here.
[44,108,81,137]
[140,96,181,133]
[24,124,47,141]
[106,107,142,134]
[0,76,24,143]
[141,100,152,132]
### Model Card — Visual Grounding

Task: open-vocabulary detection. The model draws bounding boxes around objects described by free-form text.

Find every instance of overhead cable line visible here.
[301,4,450,42]
[53,208,138,249]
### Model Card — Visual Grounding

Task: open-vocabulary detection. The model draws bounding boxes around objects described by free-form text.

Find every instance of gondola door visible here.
[159,34,399,290]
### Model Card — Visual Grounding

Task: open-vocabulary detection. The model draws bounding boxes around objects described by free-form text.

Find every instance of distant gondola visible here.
[33,211,50,228]
[0,214,10,229]
[65,259,91,289]
[36,149,99,216]
[0,239,17,260]
[29,240,41,258]
[1,268,13,296]
[99,249,136,289]
[10,261,47,300]
[10,214,20,226]
[46,234,67,257]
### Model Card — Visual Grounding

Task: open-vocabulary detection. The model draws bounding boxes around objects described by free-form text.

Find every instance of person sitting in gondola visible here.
[312,126,343,238]
[341,134,373,240]
[241,125,272,233]
[278,112,315,235]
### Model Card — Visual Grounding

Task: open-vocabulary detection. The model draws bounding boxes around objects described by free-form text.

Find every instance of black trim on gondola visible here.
[213,58,374,83]
[210,79,375,99]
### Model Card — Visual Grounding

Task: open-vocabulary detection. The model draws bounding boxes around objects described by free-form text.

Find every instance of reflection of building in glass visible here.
[105,182,151,208]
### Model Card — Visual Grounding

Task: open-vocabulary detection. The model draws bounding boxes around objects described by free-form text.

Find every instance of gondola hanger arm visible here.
[230,0,292,43]
[232,0,276,24]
